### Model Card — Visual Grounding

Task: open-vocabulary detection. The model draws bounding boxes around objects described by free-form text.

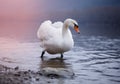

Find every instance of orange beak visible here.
[74,25,80,34]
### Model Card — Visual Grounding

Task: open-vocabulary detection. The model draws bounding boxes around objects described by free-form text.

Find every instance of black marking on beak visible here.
[74,23,79,28]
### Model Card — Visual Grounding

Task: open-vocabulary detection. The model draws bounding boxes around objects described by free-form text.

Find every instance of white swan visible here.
[37,18,80,58]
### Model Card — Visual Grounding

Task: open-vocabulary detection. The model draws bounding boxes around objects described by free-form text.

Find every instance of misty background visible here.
[0,0,120,41]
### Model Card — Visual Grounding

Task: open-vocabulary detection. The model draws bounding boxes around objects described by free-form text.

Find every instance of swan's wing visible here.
[37,20,62,48]
[52,21,63,28]
[37,20,56,39]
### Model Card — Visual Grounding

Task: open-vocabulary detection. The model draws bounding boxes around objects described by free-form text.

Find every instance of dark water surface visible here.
[0,36,120,84]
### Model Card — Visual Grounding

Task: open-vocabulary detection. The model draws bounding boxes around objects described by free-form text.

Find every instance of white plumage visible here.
[37,18,79,58]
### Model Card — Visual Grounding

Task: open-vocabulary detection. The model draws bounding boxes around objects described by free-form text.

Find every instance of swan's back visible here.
[52,21,63,28]
[37,20,63,38]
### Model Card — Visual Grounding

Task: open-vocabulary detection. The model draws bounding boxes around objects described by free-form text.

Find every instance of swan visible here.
[37,18,80,58]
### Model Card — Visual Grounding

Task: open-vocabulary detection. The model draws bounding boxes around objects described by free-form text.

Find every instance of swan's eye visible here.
[74,23,79,28]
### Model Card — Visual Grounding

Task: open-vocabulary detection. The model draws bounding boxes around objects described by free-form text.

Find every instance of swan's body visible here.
[37,18,80,58]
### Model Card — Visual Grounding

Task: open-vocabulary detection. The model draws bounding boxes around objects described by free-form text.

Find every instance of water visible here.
[0,36,120,84]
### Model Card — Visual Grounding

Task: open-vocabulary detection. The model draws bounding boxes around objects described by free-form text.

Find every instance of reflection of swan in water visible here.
[40,57,74,78]
[41,58,67,68]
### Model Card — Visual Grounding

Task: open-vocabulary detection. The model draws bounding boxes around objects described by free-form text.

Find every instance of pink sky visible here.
[0,0,44,40]
[0,0,44,21]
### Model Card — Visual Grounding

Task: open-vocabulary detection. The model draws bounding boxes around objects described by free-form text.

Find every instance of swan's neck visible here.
[62,21,69,37]
[62,20,73,49]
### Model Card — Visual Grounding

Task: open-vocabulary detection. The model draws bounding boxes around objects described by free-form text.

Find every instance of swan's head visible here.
[65,19,80,34]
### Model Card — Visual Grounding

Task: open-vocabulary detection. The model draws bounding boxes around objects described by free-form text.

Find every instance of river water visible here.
[0,35,120,84]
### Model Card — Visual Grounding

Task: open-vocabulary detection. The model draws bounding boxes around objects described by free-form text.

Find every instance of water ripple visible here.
[0,36,120,84]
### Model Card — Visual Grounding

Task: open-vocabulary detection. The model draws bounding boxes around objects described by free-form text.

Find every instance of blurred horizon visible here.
[0,0,120,41]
